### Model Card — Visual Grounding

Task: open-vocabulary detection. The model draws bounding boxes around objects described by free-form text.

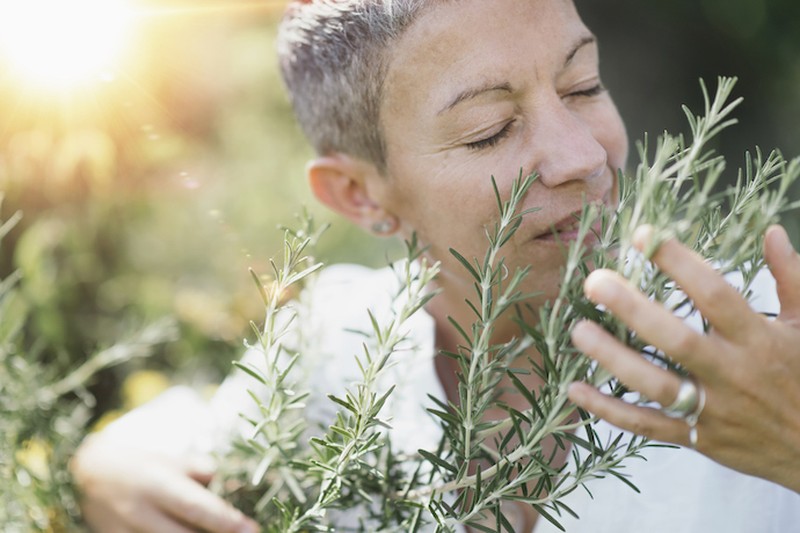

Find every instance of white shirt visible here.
[104,263,800,532]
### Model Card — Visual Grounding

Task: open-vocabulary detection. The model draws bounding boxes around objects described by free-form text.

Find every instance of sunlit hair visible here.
[277,0,442,174]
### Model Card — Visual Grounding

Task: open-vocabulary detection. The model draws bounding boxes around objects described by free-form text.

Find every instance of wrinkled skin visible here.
[569,224,800,493]
[73,0,800,531]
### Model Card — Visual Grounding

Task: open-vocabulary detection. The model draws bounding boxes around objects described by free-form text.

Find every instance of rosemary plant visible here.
[287,238,440,533]
[0,204,177,532]
[223,77,799,531]
[217,215,442,531]
[212,215,328,517]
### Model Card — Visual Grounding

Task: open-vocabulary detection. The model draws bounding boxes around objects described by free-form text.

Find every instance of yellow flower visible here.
[15,438,50,480]
[122,369,170,410]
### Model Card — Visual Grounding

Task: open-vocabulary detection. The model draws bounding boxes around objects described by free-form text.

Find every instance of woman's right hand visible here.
[71,435,260,533]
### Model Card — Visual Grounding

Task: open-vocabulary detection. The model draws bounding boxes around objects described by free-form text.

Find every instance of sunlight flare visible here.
[0,0,136,91]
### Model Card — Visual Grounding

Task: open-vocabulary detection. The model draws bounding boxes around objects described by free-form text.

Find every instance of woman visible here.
[71,0,800,531]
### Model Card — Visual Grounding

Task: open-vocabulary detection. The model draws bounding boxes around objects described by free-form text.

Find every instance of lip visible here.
[534,211,588,244]
[532,195,612,246]
[537,222,603,247]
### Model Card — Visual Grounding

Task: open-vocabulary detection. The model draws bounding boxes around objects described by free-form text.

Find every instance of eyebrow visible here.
[438,34,598,116]
[438,82,513,115]
[565,34,597,66]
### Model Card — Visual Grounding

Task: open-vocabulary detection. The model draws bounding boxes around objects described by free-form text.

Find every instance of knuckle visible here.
[173,497,202,523]
[654,381,678,406]
[117,500,148,528]
[695,279,729,305]
[671,328,698,355]
[628,414,658,440]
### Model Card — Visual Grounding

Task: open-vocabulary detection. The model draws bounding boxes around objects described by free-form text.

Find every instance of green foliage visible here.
[0,5,795,528]
[216,214,442,531]
[603,78,798,340]
[0,204,177,531]
[221,78,799,530]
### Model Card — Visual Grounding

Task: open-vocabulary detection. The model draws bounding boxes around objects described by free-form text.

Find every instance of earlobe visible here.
[307,154,398,235]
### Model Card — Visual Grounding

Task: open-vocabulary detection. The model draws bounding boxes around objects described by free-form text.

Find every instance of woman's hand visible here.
[567,224,800,493]
[71,435,260,533]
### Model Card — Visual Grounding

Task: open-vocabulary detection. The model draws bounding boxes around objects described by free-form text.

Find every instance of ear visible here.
[307,153,398,235]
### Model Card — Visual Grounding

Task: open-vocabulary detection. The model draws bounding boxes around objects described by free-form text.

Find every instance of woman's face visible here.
[366,0,628,304]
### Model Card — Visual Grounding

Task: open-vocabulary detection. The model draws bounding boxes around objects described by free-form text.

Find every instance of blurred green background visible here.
[0,0,798,421]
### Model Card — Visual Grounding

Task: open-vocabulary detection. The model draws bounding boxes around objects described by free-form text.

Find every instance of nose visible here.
[528,99,608,189]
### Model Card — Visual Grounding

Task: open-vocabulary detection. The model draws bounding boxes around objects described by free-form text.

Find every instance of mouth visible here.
[534,212,586,243]
[533,201,610,246]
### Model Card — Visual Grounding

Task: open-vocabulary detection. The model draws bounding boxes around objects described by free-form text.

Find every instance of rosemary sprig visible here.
[213,214,326,516]
[421,177,651,532]
[285,244,440,532]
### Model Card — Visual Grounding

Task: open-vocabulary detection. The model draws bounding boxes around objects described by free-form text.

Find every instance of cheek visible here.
[596,104,629,172]
[589,106,626,207]
[395,186,497,271]
[383,141,536,266]
[389,156,499,228]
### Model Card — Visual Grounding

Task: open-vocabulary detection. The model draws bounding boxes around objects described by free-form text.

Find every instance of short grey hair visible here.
[277,0,441,174]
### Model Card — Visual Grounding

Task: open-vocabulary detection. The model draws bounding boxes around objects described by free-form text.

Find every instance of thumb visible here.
[764,224,800,324]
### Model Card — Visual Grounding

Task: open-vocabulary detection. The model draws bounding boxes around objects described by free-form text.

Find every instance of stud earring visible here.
[371,220,394,234]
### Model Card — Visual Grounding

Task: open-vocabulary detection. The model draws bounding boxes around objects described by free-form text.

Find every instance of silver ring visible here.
[689,426,698,450]
[685,382,706,428]
[662,377,706,425]
[661,377,700,419]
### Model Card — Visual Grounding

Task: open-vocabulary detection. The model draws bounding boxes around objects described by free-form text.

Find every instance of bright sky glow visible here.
[0,0,136,92]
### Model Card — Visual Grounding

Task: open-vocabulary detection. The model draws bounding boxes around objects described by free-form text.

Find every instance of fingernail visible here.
[632,224,655,251]
[567,382,587,403]
[584,270,617,301]
[571,320,595,344]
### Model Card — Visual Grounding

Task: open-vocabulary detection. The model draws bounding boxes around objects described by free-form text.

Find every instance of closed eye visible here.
[465,121,514,151]
[568,83,606,98]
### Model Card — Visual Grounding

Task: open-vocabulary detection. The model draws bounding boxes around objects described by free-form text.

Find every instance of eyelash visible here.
[465,121,514,151]
[463,84,604,151]
[569,83,606,98]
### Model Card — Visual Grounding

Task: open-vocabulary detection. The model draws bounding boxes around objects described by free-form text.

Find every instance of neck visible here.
[427,276,572,533]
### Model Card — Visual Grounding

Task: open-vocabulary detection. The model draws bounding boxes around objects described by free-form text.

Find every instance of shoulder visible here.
[301,262,415,329]
[296,260,431,368]
[296,262,441,442]
[309,262,397,303]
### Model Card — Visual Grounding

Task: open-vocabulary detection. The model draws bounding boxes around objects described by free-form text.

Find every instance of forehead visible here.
[381,0,588,116]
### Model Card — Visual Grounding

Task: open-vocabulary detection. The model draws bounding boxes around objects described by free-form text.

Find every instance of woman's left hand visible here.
[568,223,800,493]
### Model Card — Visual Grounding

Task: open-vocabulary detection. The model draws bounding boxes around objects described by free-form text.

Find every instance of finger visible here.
[132,507,196,533]
[583,269,717,373]
[80,505,132,533]
[571,320,684,407]
[764,224,800,324]
[568,381,693,447]
[633,225,758,341]
[182,454,217,486]
[150,473,259,533]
